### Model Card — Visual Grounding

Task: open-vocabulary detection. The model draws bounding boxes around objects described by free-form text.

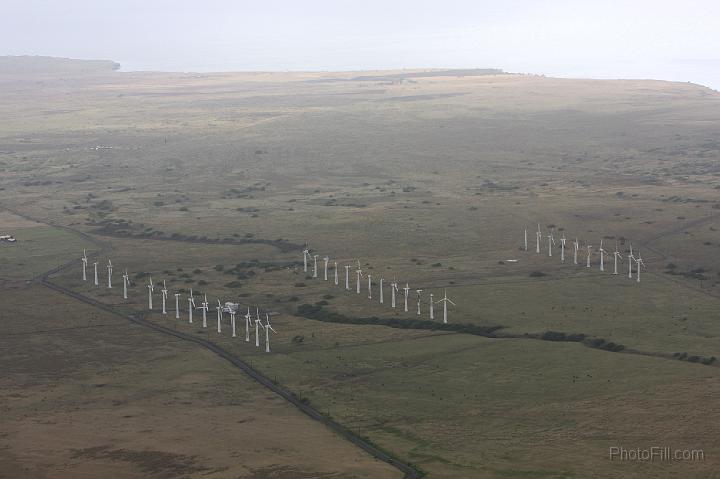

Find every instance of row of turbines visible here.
[80,250,278,352]
[524,225,646,281]
[302,247,456,323]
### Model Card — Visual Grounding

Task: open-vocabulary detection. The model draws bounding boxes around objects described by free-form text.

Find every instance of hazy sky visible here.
[3,0,720,89]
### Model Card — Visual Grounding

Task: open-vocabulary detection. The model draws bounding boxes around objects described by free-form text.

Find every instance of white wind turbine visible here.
[627,244,635,279]
[323,257,329,280]
[524,228,528,251]
[391,279,399,308]
[312,255,319,278]
[403,284,410,312]
[367,274,372,299]
[254,308,262,347]
[547,230,555,257]
[161,280,168,315]
[122,270,129,300]
[93,261,99,287]
[81,250,88,281]
[264,314,277,353]
[573,238,579,265]
[229,307,237,338]
[107,259,113,288]
[560,234,567,263]
[416,290,423,315]
[244,307,252,342]
[334,261,339,285]
[535,224,542,254]
[216,300,223,333]
[585,245,592,268]
[612,242,623,275]
[598,240,606,272]
[174,292,181,319]
[355,261,364,294]
[303,246,310,272]
[436,290,456,324]
[344,265,351,290]
[635,251,645,283]
[147,276,154,309]
[379,277,384,304]
[188,289,195,323]
[201,294,209,327]
[429,293,435,320]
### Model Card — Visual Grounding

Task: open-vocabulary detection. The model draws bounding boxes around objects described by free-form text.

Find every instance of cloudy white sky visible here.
[2,0,720,89]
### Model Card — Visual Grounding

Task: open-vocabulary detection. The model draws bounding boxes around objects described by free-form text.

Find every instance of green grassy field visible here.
[2,58,720,478]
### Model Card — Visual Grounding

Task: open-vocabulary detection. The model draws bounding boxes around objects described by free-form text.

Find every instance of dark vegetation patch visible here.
[673,352,717,365]
[70,445,209,477]
[296,303,504,336]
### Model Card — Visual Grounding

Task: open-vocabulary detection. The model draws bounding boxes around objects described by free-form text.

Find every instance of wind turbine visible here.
[367,274,372,300]
[573,238,579,265]
[244,307,252,342]
[379,277,384,304]
[524,228,528,251]
[106,259,113,288]
[161,280,168,315]
[355,261,363,294]
[391,279,399,308]
[254,308,262,347]
[174,292,181,319]
[435,290,456,324]
[627,244,635,279]
[586,245,592,268]
[201,294,209,327]
[416,290,423,315]
[547,230,555,257]
[312,255,319,278]
[229,308,237,338]
[323,257,329,281]
[429,293,435,320]
[403,284,410,312]
[264,314,277,353]
[635,252,645,283]
[93,262,99,287]
[344,265,351,291]
[612,242,623,275]
[216,300,223,333]
[560,234,567,263]
[598,240,606,272]
[147,276,154,309]
[535,224,542,254]
[188,289,195,323]
[334,261,339,285]
[81,250,88,281]
[303,246,309,272]
[122,270,129,300]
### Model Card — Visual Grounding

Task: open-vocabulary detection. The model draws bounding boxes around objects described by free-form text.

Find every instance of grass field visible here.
[2,58,720,478]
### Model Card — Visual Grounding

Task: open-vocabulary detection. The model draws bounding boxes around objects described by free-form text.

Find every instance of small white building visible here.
[0,235,17,243]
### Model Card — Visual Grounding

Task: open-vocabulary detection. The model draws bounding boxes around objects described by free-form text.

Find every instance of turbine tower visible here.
[355,261,363,294]
[391,279,399,308]
[612,242,623,275]
[435,290,456,324]
[586,245,592,268]
[201,294,209,328]
[93,262,99,287]
[188,289,195,323]
[598,240,606,272]
[303,246,309,272]
[535,224,542,254]
[416,290,423,315]
[122,270,129,300]
[81,250,88,281]
[147,276,154,309]
[403,284,410,312]
[429,293,435,320]
[367,274,372,300]
[254,309,262,347]
[264,314,277,353]
[107,259,113,288]
[547,230,555,257]
[312,255,319,278]
[379,277,384,304]
[573,238,579,265]
[216,300,223,333]
[174,292,181,319]
[635,252,645,283]
[230,308,237,337]
[323,257,329,281]
[560,234,567,263]
[244,307,252,342]
[161,280,168,315]
[524,228,528,251]
[344,265,351,290]
[627,244,635,279]
[334,261,339,285]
